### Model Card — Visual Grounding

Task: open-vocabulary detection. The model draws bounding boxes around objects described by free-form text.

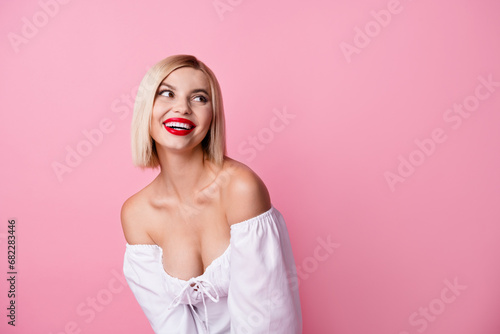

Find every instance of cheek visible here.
[151,103,163,120]
[150,105,164,134]
[202,107,213,126]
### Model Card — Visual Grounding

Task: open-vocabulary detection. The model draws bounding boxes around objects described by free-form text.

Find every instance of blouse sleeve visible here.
[123,244,202,334]
[227,206,303,334]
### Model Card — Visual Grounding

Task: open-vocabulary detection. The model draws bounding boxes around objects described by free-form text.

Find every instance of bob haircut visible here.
[131,54,226,168]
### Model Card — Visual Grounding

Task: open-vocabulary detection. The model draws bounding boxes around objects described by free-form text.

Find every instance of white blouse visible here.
[123,205,302,334]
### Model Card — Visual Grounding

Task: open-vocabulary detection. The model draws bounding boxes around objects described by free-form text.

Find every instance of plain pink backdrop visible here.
[1,0,500,333]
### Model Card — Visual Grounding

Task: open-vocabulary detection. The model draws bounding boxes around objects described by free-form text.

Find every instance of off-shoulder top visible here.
[123,205,302,333]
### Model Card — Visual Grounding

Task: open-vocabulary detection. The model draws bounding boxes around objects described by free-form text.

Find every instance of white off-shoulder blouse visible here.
[123,205,302,334]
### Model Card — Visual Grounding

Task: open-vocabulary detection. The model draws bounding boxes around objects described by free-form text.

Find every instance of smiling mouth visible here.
[164,121,194,130]
[162,118,196,136]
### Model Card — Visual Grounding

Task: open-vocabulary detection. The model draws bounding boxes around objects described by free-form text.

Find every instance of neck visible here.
[155,145,214,202]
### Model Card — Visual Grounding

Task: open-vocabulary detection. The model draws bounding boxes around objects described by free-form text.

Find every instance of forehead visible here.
[160,67,210,90]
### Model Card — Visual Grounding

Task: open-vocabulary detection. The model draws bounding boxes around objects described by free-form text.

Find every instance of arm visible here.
[120,194,155,245]
[121,197,202,333]
[224,164,302,333]
[223,162,272,226]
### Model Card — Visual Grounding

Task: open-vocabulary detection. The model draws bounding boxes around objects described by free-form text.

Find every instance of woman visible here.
[121,54,302,333]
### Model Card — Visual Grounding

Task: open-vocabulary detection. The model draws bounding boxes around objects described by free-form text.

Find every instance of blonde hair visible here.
[131,54,226,168]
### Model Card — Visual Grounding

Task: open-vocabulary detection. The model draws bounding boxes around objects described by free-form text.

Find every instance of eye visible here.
[158,90,174,97]
[193,95,208,103]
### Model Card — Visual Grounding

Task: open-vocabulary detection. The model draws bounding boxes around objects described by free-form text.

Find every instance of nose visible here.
[172,98,192,115]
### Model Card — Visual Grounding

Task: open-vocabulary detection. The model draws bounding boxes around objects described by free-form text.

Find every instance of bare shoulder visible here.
[222,158,272,226]
[120,189,155,245]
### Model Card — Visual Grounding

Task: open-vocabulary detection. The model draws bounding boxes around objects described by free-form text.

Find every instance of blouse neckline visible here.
[125,205,275,282]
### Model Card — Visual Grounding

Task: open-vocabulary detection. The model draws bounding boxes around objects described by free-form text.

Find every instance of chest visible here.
[147,203,231,280]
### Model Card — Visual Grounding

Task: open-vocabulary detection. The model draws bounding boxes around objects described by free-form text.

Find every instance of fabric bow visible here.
[167,277,220,333]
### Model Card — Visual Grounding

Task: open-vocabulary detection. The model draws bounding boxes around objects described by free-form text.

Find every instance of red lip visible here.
[163,118,196,136]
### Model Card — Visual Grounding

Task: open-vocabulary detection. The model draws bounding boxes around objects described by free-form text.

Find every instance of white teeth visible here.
[164,121,193,130]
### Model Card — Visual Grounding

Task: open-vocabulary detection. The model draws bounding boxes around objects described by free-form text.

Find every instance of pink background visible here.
[1,0,500,333]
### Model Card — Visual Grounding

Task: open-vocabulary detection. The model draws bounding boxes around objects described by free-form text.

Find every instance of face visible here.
[150,67,213,155]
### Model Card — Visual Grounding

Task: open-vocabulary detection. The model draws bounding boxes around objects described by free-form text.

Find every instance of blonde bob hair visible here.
[131,54,226,168]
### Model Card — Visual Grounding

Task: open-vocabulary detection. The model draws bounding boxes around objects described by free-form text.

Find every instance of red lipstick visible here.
[163,118,196,136]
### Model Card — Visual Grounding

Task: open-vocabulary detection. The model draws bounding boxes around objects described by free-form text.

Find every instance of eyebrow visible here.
[159,83,210,96]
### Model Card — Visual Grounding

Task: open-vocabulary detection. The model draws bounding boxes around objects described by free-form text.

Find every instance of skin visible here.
[121,67,271,281]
